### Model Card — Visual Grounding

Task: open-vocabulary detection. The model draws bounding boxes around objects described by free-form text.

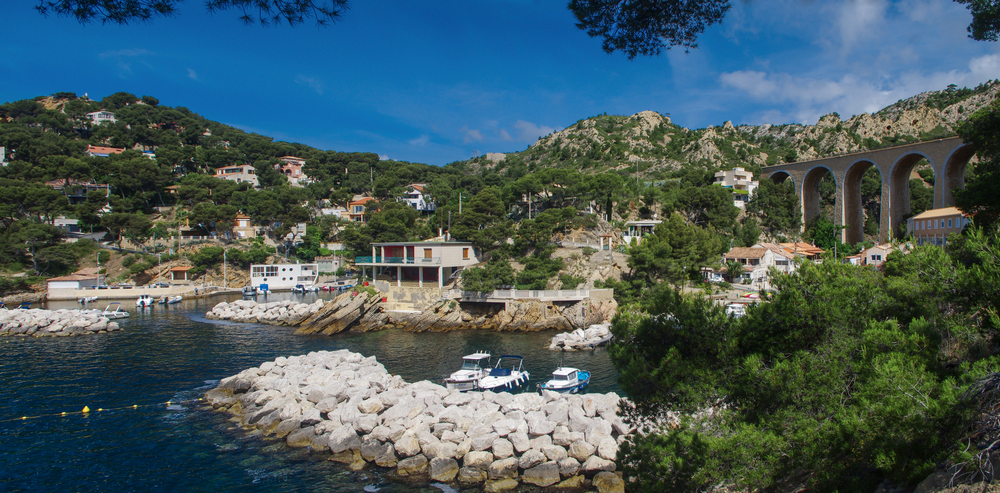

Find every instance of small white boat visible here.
[102,302,130,319]
[292,284,306,294]
[538,367,590,394]
[303,285,319,292]
[243,286,258,297]
[79,296,99,304]
[444,352,492,392]
[136,294,154,307]
[479,355,530,392]
[725,303,746,317]
[158,295,182,305]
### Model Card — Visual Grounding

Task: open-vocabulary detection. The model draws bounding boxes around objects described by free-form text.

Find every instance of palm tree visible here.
[725,259,745,283]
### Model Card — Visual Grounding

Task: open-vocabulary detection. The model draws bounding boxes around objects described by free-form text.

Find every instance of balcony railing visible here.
[355,256,441,265]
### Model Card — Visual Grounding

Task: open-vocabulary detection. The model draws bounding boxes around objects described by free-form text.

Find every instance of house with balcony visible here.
[277,156,311,186]
[400,184,436,212]
[621,220,661,246]
[713,167,759,208]
[348,196,376,222]
[86,111,117,125]
[906,207,970,246]
[233,213,259,238]
[355,241,480,288]
[213,165,258,187]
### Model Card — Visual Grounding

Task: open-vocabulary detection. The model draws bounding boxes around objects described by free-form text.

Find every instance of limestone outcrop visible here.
[0,308,121,337]
[206,290,617,334]
[206,349,631,490]
[548,323,613,351]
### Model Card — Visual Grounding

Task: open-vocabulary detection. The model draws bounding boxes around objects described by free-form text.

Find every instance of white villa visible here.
[355,241,480,288]
[250,263,319,291]
[214,165,259,187]
[622,220,661,246]
[86,111,117,125]
[401,184,436,212]
[714,167,759,208]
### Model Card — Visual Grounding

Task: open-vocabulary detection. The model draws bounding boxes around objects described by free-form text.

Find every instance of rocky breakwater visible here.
[205,292,390,335]
[549,323,613,351]
[0,308,121,337]
[206,349,629,493]
[392,296,618,333]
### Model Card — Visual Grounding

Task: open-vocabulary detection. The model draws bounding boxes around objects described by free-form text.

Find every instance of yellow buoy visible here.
[133,405,138,409]
[61,412,66,415]
[97,408,104,412]
[82,406,90,413]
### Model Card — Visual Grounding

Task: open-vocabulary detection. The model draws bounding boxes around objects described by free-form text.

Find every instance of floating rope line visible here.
[2,398,205,423]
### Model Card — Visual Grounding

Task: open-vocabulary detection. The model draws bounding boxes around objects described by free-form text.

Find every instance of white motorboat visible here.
[136,294,154,308]
[479,355,530,392]
[158,295,182,305]
[79,296,98,304]
[243,286,258,297]
[292,284,306,294]
[538,367,590,394]
[303,284,320,292]
[102,302,130,319]
[444,352,492,392]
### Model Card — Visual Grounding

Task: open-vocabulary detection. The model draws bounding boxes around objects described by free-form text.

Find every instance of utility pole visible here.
[223,249,227,289]
[459,193,463,215]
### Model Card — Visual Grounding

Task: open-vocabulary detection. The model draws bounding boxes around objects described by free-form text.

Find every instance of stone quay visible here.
[206,349,629,492]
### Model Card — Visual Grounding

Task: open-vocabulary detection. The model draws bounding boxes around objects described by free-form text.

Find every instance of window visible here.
[463,248,469,260]
[948,218,953,228]
[354,205,363,213]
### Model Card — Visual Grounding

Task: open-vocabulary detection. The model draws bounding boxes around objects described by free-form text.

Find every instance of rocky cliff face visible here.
[207,290,618,335]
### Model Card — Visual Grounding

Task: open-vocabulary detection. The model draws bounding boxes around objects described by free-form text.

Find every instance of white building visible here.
[622,220,661,246]
[249,263,319,291]
[400,184,436,212]
[0,146,8,166]
[86,111,117,125]
[213,165,259,187]
[713,167,759,208]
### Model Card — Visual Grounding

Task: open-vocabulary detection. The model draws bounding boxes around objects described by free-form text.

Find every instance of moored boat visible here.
[538,367,590,394]
[444,352,492,392]
[243,286,258,297]
[136,294,154,308]
[479,355,530,392]
[158,295,183,305]
[79,296,99,304]
[102,302,130,319]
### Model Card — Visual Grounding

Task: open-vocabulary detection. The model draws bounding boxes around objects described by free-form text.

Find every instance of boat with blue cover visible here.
[478,355,530,392]
[538,367,590,394]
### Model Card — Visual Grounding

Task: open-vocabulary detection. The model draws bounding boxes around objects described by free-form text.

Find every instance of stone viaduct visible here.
[762,136,974,244]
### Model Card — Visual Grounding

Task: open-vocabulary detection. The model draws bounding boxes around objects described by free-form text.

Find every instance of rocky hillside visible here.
[470,81,999,179]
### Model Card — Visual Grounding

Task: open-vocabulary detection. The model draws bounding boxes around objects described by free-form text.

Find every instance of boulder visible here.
[568,440,597,462]
[395,435,421,457]
[487,457,519,480]
[593,471,625,493]
[522,462,560,487]
[328,424,361,454]
[457,466,487,484]
[491,437,514,459]
[429,457,459,482]
[483,478,519,492]
[397,454,429,476]
[558,457,581,477]
[286,426,315,447]
[518,448,546,470]
[462,450,494,469]
[581,456,616,473]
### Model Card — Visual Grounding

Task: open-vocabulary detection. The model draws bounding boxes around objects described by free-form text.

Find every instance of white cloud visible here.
[498,129,513,141]
[379,154,390,160]
[295,75,324,95]
[460,126,483,144]
[836,0,888,58]
[187,68,198,81]
[408,135,429,146]
[512,120,557,143]
[719,52,1000,125]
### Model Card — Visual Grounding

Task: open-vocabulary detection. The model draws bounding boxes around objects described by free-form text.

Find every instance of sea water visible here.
[0,293,619,492]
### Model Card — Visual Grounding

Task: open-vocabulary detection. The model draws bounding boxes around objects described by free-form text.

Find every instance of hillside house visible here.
[232,214,258,238]
[861,243,908,267]
[622,220,661,246]
[277,156,311,186]
[348,196,376,222]
[0,146,7,166]
[46,268,101,299]
[723,245,793,286]
[87,145,126,158]
[713,167,759,208]
[86,111,117,125]
[400,184,435,212]
[906,207,970,246]
[355,241,480,288]
[213,165,259,187]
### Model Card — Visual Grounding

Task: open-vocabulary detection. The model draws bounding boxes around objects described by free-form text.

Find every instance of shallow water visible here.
[1,293,619,492]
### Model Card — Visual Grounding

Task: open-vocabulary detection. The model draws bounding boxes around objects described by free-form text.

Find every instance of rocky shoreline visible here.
[0,307,121,337]
[205,349,628,492]
[548,324,613,351]
[205,291,617,335]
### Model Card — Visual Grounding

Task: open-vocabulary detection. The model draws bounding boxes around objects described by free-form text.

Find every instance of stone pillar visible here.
[396,266,401,287]
[438,267,443,288]
[419,266,424,288]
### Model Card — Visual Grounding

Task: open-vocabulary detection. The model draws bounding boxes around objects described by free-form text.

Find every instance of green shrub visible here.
[559,273,585,289]
[121,255,136,268]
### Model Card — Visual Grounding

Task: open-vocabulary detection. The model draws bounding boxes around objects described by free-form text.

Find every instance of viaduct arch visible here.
[762,136,974,245]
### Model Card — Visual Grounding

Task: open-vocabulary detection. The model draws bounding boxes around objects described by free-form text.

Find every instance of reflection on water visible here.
[1,293,620,492]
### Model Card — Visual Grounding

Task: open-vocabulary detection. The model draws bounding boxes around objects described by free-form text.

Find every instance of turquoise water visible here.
[0,293,620,492]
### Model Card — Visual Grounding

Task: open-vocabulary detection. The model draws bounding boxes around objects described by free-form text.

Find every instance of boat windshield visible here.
[461,361,482,370]
[553,374,569,380]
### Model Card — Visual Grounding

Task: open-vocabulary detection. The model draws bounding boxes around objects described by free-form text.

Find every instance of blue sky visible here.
[2,0,999,165]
